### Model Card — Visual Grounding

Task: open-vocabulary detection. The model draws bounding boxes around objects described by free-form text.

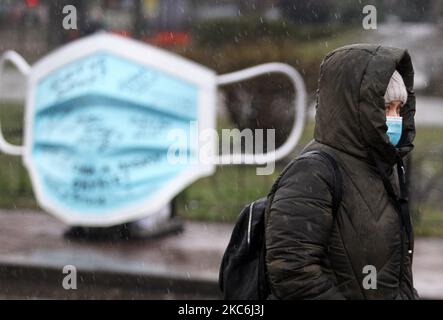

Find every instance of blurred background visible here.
[1,0,443,233]
[0,0,443,299]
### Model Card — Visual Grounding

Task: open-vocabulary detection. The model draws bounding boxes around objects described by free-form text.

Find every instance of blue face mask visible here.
[386,116,403,146]
[31,52,204,225]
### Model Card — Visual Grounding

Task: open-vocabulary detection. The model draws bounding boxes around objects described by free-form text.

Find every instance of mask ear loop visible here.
[215,63,307,165]
[0,50,30,156]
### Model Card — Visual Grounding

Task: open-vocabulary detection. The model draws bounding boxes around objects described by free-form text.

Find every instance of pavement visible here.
[0,209,442,299]
[0,209,230,299]
[411,238,443,299]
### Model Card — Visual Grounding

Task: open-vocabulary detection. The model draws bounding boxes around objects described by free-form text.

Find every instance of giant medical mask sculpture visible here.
[0,33,306,226]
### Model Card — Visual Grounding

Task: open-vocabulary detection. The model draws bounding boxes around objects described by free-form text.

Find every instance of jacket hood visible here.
[314,44,416,167]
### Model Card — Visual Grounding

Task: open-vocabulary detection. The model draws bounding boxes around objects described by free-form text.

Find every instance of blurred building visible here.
[0,0,283,59]
[2,0,443,61]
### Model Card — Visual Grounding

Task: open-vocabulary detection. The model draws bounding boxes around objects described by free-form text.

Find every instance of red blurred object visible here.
[25,0,39,8]
[112,30,133,38]
[147,32,191,47]
[67,30,80,41]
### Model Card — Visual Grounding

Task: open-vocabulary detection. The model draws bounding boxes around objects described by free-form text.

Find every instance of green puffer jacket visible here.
[265,44,419,300]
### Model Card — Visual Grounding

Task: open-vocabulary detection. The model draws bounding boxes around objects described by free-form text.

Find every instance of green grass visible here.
[176,165,280,222]
[0,102,37,209]
[413,207,443,237]
[414,126,443,153]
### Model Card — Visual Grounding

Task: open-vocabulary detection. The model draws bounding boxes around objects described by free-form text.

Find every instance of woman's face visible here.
[385,100,402,117]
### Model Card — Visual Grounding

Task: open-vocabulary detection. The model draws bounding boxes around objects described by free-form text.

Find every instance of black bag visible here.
[218,150,343,300]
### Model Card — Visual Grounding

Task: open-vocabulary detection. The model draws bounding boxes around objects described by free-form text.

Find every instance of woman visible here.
[265,44,418,299]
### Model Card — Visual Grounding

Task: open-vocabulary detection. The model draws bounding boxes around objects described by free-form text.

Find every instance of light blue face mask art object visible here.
[0,33,307,227]
[386,116,403,146]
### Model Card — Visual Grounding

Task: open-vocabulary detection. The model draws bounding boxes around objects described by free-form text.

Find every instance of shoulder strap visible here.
[369,151,413,252]
[268,149,343,216]
[303,150,343,216]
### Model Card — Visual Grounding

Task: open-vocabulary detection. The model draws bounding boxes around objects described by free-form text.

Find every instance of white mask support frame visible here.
[216,63,306,165]
[0,50,30,156]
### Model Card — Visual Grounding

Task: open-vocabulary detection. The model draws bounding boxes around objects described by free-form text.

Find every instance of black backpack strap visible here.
[262,149,343,299]
[368,151,413,253]
[268,149,343,216]
[298,150,343,216]
[396,158,413,253]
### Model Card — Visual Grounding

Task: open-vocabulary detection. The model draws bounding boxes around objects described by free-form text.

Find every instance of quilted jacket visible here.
[265,44,419,299]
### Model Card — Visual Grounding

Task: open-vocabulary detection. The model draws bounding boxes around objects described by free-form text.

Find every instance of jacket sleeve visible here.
[265,157,346,300]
